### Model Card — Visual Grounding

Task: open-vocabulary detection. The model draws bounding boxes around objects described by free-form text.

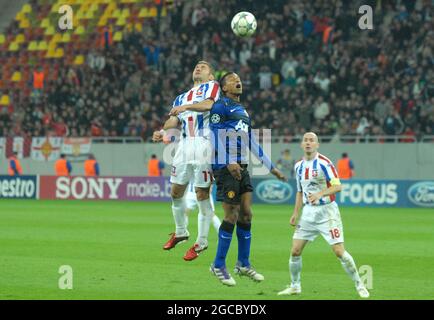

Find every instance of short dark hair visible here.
[151,154,157,159]
[196,60,214,75]
[219,72,235,93]
[342,153,348,158]
[60,154,66,158]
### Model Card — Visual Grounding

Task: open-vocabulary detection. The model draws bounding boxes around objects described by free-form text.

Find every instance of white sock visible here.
[289,256,302,286]
[212,215,221,232]
[172,197,187,236]
[196,198,213,247]
[184,213,189,229]
[339,251,362,285]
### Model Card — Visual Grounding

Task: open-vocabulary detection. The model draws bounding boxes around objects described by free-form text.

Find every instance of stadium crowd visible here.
[1,0,433,141]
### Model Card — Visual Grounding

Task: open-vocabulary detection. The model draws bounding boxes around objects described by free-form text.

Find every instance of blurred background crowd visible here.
[0,0,432,141]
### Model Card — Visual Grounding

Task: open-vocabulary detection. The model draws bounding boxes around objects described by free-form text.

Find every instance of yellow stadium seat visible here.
[74,25,85,35]
[76,10,85,19]
[121,8,130,18]
[73,55,84,65]
[22,4,32,13]
[15,11,24,21]
[135,23,142,32]
[9,42,19,51]
[19,19,30,29]
[0,34,5,45]
[149,7,157,17]
[111,9,121,18]
[38,41,48,51]
[116,17,126,26]
[61,33,71,42]
[85,10,95,19]
[113,31,123,42]
[28,41,38,51]
[54,48,64,58]
[139,8,149,18]
[89,3,98,11]
[98,17,108,26]
[44,26,55,35]
[0,95,10,105]
[41,18,50,28]
[51,34,62,43]
[11,71,22,82]
[15,34,25,44]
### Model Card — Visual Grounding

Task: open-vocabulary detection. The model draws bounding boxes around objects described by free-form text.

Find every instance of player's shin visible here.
[289,256,302,285]
[236,222,251,267]
[197,198,214,247]
[339,251,362,284]
[172,196,188,236]
[214,220,235,268]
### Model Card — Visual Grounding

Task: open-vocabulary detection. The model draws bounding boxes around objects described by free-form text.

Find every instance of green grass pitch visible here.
[0,200,433,300]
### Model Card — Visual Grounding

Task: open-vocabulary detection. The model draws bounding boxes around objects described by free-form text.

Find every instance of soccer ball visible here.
[231,12,257,37]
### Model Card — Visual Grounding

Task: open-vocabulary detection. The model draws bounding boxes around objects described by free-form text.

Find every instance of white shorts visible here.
[293,202,344,245]
[170,138,213,188]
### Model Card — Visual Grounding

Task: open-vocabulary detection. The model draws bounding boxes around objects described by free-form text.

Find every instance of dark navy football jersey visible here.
[209,96,275,171]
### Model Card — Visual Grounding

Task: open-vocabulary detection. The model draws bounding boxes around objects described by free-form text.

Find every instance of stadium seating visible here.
[0,0,432,141]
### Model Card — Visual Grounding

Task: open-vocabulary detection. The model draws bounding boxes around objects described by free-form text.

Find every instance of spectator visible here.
[337,152,355,179]
[8,152,23,176]
[148,154,164,177]
[55,154,72,176]
[84,154,100,177]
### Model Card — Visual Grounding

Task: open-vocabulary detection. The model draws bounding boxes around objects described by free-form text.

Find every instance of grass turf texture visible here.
[0,200,433,300]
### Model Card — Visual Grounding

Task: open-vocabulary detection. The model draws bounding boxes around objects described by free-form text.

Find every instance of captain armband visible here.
[330,178,341,186]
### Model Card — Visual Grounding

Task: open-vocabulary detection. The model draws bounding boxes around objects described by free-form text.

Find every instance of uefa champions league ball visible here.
[231,11,257,37]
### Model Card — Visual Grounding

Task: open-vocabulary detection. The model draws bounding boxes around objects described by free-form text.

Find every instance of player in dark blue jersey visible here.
[171,72,286,286]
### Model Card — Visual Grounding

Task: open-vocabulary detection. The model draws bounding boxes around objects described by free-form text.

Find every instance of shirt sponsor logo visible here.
[407,182,434,207]
[256,180,292,204]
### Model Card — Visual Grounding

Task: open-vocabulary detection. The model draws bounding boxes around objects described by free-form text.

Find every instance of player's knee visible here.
[291,247,302,256]
[225,213,238,224]
[171,188,185,199]
[195,189,209,201]
[238,211,252,224]
[223,204,239,223]
[333,246,345,258]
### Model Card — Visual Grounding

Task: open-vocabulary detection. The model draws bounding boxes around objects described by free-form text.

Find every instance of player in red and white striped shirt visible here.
[278,132,369,298]
[152,61,220,261]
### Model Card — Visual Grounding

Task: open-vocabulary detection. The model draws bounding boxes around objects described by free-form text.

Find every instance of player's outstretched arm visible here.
[249,130,287,181]
[169,99,214,116]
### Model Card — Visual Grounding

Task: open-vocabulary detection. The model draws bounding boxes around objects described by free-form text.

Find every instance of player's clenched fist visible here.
[152,130,163,142]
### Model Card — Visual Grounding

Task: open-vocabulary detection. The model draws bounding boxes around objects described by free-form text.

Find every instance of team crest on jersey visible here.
[211,114,221,123]
[171,166,176,177]
[196,89,203,96]
[227,191,236,199]
[312,170,318,177]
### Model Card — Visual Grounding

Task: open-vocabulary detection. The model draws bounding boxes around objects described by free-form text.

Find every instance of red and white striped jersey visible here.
[294,152,340,205]
[172,80,220,139]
